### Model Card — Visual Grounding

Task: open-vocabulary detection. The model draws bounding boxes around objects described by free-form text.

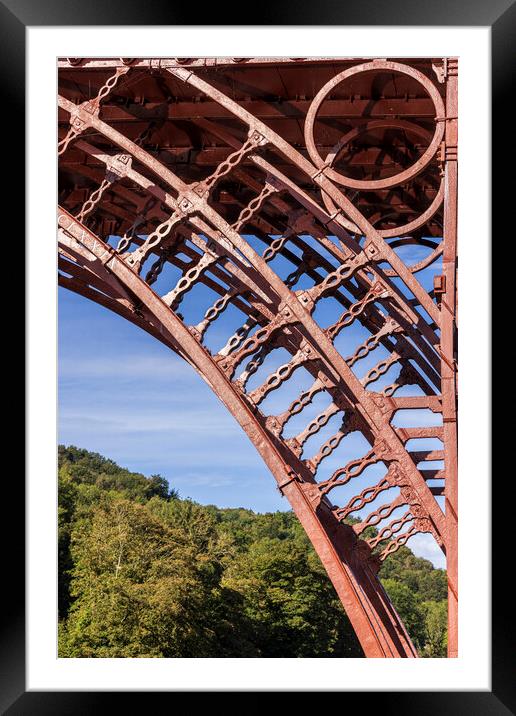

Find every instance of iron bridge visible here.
[57,56,458,658]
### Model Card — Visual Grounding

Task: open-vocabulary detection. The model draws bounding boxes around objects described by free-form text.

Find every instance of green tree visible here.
[58,464,78,618]
[380,546,447,602]
[381,578,427,650]
[58,445,177,502]
[222,536,362,657]
[421,600,448,657]
[57,445,449,658]
[60,496,219,657]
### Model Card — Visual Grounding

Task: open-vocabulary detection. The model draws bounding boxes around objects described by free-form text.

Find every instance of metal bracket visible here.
[277,469,301,494]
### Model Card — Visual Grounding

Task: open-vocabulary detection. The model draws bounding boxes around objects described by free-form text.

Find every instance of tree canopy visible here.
[58,445,447,658]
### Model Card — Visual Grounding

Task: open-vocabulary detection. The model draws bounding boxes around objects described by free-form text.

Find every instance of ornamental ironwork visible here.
[58,56,458,658]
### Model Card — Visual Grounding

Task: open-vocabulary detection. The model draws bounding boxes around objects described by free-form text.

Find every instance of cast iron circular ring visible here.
[304,60,446,191]
[318,118,445,237]
[322,173,445,238]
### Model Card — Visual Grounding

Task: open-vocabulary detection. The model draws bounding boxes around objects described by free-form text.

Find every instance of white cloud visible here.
[59,354,194,380]
[59,405,237,436]
[405,532,446,569]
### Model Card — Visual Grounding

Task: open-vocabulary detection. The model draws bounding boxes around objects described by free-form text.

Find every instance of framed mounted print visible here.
[6,0,508,710]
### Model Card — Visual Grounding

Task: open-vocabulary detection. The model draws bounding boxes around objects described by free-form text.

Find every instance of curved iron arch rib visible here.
[58,206,417,658]
[57,57,458,658]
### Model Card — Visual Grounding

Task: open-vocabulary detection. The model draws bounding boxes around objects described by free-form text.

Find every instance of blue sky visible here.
[58,235,446,568]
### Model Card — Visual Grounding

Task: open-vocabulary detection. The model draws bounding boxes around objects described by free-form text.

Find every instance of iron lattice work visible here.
[57,57,458,658]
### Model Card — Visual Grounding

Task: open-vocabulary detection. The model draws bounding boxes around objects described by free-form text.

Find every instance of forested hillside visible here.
[58,445,447,658]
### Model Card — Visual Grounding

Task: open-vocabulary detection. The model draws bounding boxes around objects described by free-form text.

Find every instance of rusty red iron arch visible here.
[57,56,458,658]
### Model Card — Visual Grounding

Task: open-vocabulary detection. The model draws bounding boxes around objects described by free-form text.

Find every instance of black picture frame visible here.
[6,0,506,711]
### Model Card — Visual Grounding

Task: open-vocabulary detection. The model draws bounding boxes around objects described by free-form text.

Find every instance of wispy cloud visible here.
[405,533,446,569]
[174,471,238,488]
[59,406,235,436]
[59,354,194,380]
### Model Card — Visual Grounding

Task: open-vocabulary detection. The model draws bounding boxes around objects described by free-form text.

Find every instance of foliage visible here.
[219,535,359,657]
[58,445,447,658]
[58,445,177,502]
[380,578,427,650]
[420,600,448,657]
